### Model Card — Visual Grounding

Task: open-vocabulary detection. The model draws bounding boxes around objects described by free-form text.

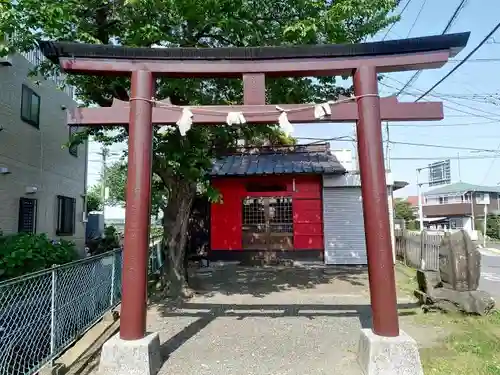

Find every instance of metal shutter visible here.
[323,187,367,265]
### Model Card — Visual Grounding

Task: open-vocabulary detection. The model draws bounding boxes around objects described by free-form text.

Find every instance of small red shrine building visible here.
[209,143,346,262]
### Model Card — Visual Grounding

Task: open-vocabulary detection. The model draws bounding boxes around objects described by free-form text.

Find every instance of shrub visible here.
[0,232,78,280]
[85,225,121,256]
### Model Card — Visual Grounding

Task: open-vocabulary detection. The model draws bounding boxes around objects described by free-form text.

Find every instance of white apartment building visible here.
[0,49,88,252]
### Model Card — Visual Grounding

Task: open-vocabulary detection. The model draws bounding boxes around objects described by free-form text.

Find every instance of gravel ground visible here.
[84,264,442,375]
[146,265,423,375]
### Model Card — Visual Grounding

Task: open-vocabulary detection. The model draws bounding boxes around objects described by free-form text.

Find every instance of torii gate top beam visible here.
[38,32,469,78]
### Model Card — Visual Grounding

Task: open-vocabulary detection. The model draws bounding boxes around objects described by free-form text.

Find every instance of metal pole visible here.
[354,65,399,337]
[50,267,57,361]
[483,204,488,247]
[471,191,475,231]
[457,152,461,182]
[417,169,424,231]
[110,251,116,307]
[120,70,154,341]
[385,121,391,170]
[101,146,108,221]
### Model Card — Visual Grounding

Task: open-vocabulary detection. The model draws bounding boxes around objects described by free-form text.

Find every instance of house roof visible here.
[393,181,409,191]
[424,182,500,196]
[210,144,345,177]
[406,196,419,206]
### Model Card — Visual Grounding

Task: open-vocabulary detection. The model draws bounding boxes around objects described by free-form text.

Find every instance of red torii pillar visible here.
[354,66,399,336]
[120,70,155,340]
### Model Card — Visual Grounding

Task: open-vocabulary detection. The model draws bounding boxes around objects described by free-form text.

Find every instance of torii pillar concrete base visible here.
[357,329,423,375]
[99,332,162,375]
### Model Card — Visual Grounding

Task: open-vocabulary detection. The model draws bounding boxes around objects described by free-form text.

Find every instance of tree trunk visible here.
[160,179,196,298]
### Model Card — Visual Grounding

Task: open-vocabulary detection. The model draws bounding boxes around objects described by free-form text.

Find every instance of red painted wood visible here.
[294,235,323,249]
[67,97,445,126]
[210,175,324,251]
[59,50,451,77]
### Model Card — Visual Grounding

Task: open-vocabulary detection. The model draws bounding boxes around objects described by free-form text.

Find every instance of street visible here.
[479,248,500,301]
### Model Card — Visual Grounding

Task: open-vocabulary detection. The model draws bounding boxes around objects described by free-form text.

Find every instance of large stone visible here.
[438,230,481,291]
[99,332,163,375]
[416,269,441,294]
[427,288,495,316]
[357,329,423,375]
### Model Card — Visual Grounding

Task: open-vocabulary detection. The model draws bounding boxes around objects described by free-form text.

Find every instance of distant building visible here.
[422,182,500,231]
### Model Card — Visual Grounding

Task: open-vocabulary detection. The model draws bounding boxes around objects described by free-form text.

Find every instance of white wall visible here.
[323,172,396,263]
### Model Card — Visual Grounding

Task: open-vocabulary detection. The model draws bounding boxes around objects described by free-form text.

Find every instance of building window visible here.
[241,197,293,250]
[56,195,76,236]
[476,192,490,204]
[21,85,41,128]
[438,196,448,204]
[18,198,37,233]
[68,126,78,157]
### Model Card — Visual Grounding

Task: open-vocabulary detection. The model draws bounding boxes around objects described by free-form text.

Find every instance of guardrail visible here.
[0,242,163,375]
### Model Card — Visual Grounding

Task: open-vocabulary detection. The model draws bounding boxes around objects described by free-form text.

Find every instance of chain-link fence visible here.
[0,242,163,375]
[394,229,442,271]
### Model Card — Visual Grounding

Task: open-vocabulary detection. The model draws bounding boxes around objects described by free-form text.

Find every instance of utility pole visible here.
[416,168,424,231]
[385,121,391,170]
[483,203,488,247]
[100,146,108,220]
[457,152,462,182]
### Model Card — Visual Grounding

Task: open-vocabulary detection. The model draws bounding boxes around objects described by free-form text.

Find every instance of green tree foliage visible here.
[394,198,416,222]
[477,214,500,240]
[86,225,121,255]
[0,233,78,280]
[486,215,500,240]
[394,198,418,229]
[86,184,103,212]
[0,0,400,295]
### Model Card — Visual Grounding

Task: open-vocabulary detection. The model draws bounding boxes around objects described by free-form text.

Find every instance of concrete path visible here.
[82,265,440,375]
[146,265,429,375]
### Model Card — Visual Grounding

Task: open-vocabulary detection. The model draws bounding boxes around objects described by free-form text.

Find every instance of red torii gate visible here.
[39,32,468,374]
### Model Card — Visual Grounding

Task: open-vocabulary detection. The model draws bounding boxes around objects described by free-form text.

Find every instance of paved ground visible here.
[479,247,500,300]
[82,265,449,375]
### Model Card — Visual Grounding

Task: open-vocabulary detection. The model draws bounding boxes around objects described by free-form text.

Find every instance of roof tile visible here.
[210,150,345,176]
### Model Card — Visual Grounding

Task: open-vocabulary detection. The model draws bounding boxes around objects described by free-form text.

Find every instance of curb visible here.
[480,247,500,255]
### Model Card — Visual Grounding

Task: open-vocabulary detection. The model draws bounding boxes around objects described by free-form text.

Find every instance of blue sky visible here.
[88,0,500,199]
[292,0,500,197]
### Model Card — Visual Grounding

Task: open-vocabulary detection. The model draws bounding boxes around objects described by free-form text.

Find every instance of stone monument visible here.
[415,230,495,315]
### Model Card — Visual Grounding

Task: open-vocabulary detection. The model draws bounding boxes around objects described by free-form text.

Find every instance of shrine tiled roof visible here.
[210,144,345,177]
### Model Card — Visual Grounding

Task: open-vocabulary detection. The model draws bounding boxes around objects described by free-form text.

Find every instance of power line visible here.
[441,0,469,32]
[381,0,415,40]
[416,21,500,101]
[390,155,500,160]
[389,140,500,153]
[380,78,500,121]
[388,120,498,127]
[298,137,500,154]
[406,0,428,38]
[450,58,500,63]
[395,0,469,96]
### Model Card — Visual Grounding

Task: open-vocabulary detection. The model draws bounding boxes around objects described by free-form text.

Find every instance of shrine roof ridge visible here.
[38,32,469,64]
